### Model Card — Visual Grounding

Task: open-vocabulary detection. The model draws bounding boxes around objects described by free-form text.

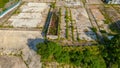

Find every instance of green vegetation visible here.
[102,35,120,68]
[37,41,62,62]
[65,8,70,39]
[100,30,107,33]
[99,7,112,24]
[77,30,80,41]
[0,0,19,9]
[90,27,97,32]
[65,9,75,40]
[0,0,9,8]
[81,0,86,6]
[48,2,59,35]
[0,25,13,28]
[48,12,58,35]
[14,9,20,14]
[112,5,120,14]
[50,2,56,9]
[57,8,62,40]
[37,2,120,68]
[37,41,106,67]
[109,23,120,33]
[37,34,120,68]
[70,9,74,41]
[103,14,112,24]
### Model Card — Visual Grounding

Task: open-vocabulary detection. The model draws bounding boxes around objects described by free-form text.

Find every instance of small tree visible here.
[37,41,62,61]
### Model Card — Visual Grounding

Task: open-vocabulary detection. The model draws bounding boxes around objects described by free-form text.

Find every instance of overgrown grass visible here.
[65,8,69,39]
[57,8,62,40]
[0,0,9,8]
[70,9,74,41]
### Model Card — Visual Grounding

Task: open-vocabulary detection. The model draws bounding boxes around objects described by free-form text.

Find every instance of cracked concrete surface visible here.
[0,30,44,68]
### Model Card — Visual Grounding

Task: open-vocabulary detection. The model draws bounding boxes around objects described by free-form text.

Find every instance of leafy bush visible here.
[55,50,70,64]
[91,27,97,32]
[37,41,107,67]
[101,35,120,67]
[37,41,62,61]
[100,30,107,33]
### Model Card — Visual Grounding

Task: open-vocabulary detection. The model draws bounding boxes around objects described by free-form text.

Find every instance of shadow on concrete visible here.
[101,0,108,4]
[27,38,44,51]
[85,27,105,44]
[84,31,97,40]
[84,20,120,45]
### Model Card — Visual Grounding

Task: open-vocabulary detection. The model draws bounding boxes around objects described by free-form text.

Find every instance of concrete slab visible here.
[0,30,43,49]
[8,2,49,28]
[0,56,27,68]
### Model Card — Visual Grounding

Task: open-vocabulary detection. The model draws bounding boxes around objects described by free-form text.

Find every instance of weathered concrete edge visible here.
[0,0,21,18]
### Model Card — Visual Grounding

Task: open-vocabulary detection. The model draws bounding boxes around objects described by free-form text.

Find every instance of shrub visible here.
[91,27,97,32]
[37,41,62,61]
[37,41,107,67]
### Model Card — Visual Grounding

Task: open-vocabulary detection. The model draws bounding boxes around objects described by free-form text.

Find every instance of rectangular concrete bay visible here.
[0,30,43,49]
